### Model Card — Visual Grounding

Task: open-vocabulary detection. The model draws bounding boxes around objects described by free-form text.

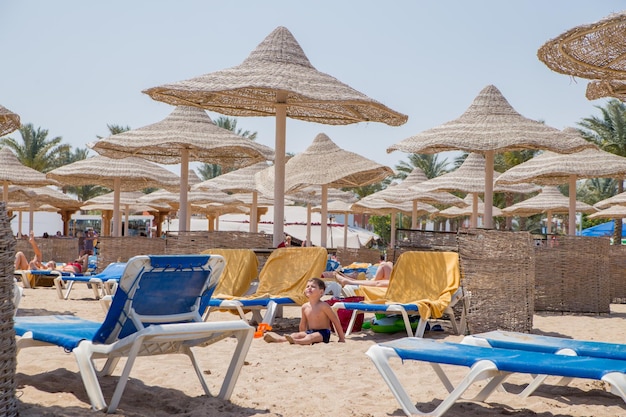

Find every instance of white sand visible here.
[14,285,626,416]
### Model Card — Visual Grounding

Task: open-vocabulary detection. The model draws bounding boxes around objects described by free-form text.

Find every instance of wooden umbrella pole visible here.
[484,150,494,228]
[569,174,577,235]
[320,184,328,247]
[273,101,287,247]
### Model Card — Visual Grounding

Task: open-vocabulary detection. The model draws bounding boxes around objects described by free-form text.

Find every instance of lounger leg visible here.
[603,372,626,404]
[54,276,65,299]
[261,301,278,326]
[107,336,145,413]
[345,310,360,336]
[218,326,254,400]
[367,345,502,417]
[73,342,107,411]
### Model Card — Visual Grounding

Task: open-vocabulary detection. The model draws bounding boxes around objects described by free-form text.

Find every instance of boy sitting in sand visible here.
[264,277,346,345]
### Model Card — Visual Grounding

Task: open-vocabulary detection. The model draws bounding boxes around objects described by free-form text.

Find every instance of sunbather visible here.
[334,257,393,288]
[264,278,345,345]
[15,231,89,273]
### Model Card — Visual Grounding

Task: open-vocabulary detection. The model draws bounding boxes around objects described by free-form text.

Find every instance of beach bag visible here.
[325,296,364,332]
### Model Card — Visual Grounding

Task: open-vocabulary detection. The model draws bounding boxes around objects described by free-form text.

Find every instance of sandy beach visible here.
[14,285,626,417]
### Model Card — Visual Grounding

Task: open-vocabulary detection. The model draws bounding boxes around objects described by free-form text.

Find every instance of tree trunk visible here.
[615,178,624,244]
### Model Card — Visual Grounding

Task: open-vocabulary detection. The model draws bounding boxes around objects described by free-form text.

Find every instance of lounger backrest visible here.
[201,249,258,297]
[95,254,225,344]
[385,251,460,316]
[254,247,327,305]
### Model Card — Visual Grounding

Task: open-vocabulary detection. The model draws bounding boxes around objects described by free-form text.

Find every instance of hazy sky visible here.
[1,1,623,174]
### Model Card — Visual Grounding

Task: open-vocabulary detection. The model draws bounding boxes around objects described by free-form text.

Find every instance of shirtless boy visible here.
[264,277,346,345]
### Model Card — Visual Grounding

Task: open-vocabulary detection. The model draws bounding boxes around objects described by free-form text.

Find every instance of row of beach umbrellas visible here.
[4,13,626,241]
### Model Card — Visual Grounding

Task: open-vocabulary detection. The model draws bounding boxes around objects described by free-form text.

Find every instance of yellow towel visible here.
[365,251,460,320]
[242,247,327,305]
[201,249,259,298]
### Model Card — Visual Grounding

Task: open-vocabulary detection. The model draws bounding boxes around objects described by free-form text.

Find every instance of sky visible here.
[1,1,624,176]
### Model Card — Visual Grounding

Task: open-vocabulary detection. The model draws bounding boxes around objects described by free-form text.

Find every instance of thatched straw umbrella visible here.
[496,142,626,235]
[501,186,596,233]
[589,205,626,220]
[537,11,626,100]
[143,26,407,246]
[256,133,392,247]
[353,195,437,248]
[0,104,20,137]
[0,147,58,203]
[372,167,466,229]
[9,186,82,236]
[388,85,595,228]
[435,195,503,224]
[47,156,180,237]
[193,162,269,233]
[90,106,274,233]
[412,153,539,228]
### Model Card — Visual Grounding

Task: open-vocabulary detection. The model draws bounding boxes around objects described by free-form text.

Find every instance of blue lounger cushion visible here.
[366,337,626,417]
[466,330,626,360]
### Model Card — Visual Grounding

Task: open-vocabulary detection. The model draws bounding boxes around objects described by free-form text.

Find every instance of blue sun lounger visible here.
[366,337,626,417]
[462,330,626,397]
[54,262,127,300]
[15,254,254,413]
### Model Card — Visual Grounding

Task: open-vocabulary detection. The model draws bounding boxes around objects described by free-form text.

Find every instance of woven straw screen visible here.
[534,236,610,313]
[335,247,382,266]
[0,204,18,415]
[164,231,273,253]
[457,230,535,334]
[96,237,166,269]
[609,245,626,303]
[391,229,459,261]
[15,238,79,268]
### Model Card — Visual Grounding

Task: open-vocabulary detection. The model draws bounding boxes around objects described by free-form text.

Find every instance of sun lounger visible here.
[204,247,327,325]
[462,330,626,397]
[14,254,254,413]
[53,262,127,300]
[331,251,465,338]
[366,337,626,417]
[200,248,259,298]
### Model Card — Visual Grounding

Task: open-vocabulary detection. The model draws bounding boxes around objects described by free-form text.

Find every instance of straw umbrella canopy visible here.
[143,26,407,246]
[0,147,58,202]
[435,195,502,220]
[256,132,393,247]
[388,85,595,228]
[537,11,626,82]
[19,186,82,234]
[373,167,466,229]
[496,140,626,234]
[595,191,626,209]
[412,153,540,228]
[292,187,357,248]
[311,200,356,249]
[501,186,596,233]
[0,104,20,137]
[90,105,274,233]
[588,205,626,220]
[46,156,180,237]
[353,194,437,248]
[193,161,269,233]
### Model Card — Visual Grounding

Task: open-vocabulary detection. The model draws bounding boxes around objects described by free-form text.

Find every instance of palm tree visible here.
[198,117,258,180]
[578,99,626,241]
[1,123,70,172]
[395,153,449,180]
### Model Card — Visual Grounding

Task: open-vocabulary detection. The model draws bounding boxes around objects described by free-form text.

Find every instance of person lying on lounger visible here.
[334,256,393,288]
[15,231,89,274]
[264,278,346,345]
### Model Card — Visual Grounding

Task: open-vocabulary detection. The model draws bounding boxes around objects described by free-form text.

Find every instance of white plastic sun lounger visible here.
[366,337,626,417]
[15,254,254,413]
[462,330,626,397]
